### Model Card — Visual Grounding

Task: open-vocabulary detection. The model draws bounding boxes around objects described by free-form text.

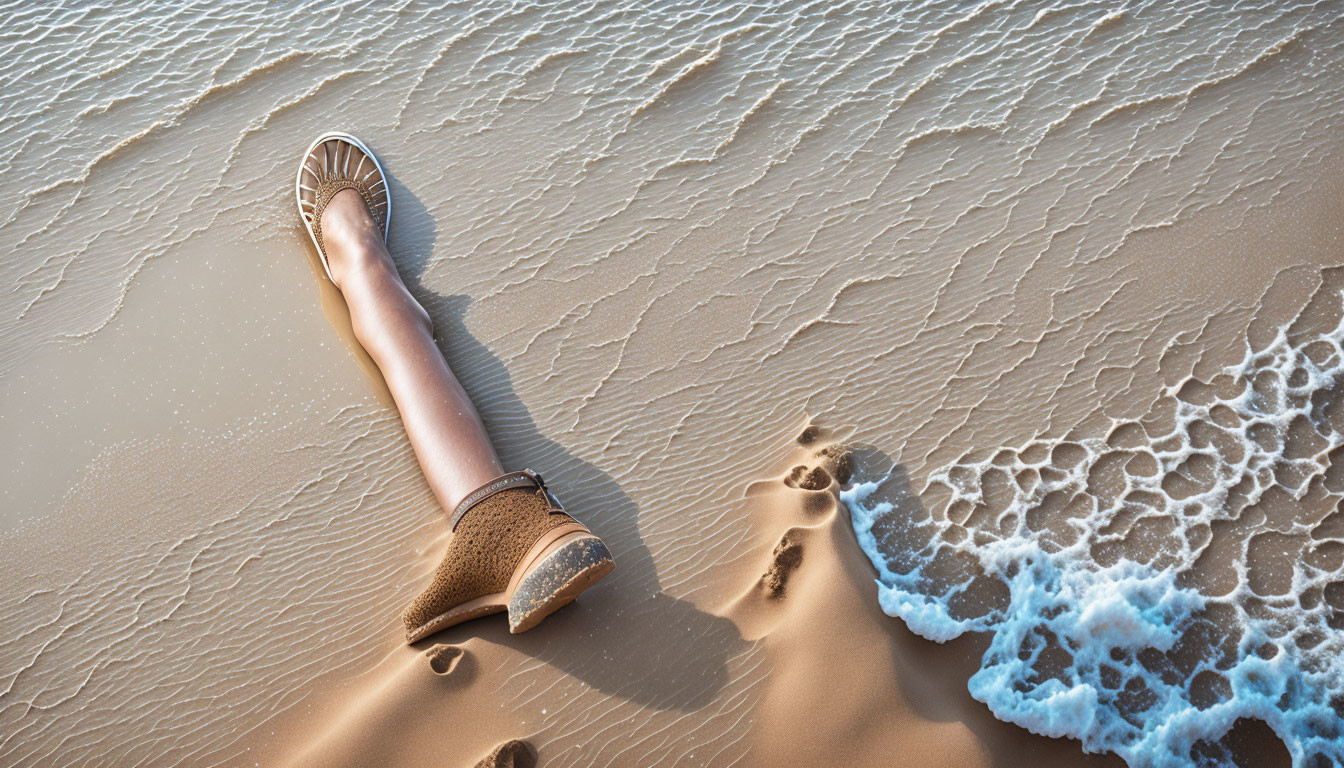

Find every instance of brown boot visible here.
[402,470,615,643]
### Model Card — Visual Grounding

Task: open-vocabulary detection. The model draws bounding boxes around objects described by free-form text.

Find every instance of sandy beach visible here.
[4,1,1344,765]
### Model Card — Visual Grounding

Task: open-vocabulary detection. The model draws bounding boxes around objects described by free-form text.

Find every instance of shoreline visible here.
[5,2,1344,764]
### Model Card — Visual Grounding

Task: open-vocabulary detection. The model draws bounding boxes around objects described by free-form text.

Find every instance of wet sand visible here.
[3,1,1344,765]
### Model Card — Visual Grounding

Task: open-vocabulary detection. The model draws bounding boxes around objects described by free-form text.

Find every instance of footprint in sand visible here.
[782,437,853,521]
[732,429,855,636]
[761,529,805,598]
[425,644,466,676]
[818,445,853,484]
[766,433,855,595]
[784,464,832,490]
[475,739,537,768]
[785,427,854,490]
[796,425,823,445]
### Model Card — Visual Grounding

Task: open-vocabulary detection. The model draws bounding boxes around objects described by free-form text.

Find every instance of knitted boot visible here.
[402,470,614,643]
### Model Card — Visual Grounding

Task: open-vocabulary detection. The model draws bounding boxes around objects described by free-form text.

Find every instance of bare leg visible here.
[320,187,502,513]
[311,178,612,641]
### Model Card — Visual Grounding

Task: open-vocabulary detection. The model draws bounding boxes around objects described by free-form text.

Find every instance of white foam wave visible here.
[848,284,1344,766]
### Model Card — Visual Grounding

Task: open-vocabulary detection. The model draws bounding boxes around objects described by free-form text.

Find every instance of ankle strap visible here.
[449,469,563,531]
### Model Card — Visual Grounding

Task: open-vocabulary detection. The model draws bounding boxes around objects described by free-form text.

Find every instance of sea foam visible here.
[847,282,1344,767]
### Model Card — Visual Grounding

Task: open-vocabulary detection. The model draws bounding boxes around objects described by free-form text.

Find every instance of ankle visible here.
[319,187,386,280]
[329,240,396,290]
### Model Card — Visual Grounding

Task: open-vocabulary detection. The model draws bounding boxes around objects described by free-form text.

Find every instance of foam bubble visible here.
[847,283,1344,766]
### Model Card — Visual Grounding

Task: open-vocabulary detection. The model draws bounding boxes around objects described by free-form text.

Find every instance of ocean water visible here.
[849,271,1344,767]
[4,0,1344,764]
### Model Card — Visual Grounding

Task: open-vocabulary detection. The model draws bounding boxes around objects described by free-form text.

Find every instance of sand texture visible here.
[3,1,1344,765]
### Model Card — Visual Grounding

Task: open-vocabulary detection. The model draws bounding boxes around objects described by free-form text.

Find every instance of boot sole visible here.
[507,535,614,633]
[405,527,614,643]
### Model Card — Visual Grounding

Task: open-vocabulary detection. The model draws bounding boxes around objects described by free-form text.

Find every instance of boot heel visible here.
[507,535,614,633]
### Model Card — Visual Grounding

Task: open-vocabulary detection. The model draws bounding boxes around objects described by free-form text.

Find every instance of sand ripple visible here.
[3,0,1344,765]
